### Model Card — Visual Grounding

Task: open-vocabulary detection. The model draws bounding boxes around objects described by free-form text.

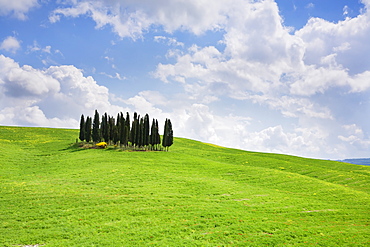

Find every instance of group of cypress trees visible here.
[79,110,173,151]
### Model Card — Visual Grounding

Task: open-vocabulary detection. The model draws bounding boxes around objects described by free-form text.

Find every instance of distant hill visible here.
[339,158,370,166]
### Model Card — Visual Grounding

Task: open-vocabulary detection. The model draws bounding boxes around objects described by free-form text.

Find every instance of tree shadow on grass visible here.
[60,142,89,152]
[61,142,166,153]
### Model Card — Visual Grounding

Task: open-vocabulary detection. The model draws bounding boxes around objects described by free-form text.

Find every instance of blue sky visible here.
[0,0,369,159]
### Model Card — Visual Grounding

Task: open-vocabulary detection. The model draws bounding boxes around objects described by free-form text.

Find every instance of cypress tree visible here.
[150,118,156,149]
[155,119,161,149]
[138,117,144,148]
[101,113,109,143]
[101,114,104,141]
[85,116,92,143]
[167,119,173,149]
[116,113,121,145]
[112,124,119,145]
[79,114,85,142]
[134,115,141,148]
[92,110,100,143]
[119,113,126,147]
[162,118,168,149]
[116,113,121,127]
[143,114,150,147]
[109,116,115,144]
[150,118,160,150]
[162,118,173,151]
[131,112,138,146]
[126,112,130,131]
[125,112,130,146]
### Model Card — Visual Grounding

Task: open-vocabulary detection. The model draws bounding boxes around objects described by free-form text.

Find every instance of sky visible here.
[0,0,369,160]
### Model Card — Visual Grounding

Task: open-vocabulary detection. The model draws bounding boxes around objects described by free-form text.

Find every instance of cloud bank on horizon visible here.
[0,0,369,159]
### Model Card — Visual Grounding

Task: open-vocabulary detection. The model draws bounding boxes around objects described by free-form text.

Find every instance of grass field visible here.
[0,126,369,246]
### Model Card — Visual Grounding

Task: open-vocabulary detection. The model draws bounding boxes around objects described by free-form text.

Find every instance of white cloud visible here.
[26,41,64,66]
[296,11,370,75]
[154,36,184,47]
[305,3,314,9]
[246,94,333,119]
[27,41,55,54]
[100,72,126,80]
[0,55,123,128]
[43,45,52,54]
[333,42,351,52]
[137,91,168,106]
[338,124,370,152]
[243,124,338,157]
[49,0,229,39]
[348,71,370,92]
[0,55,60,98]
[123,93,164,117]
[288,65,348,96]
[343,5,349,16]
[150,0,370,158]
[0,0,38,20]
[0,36,21,53]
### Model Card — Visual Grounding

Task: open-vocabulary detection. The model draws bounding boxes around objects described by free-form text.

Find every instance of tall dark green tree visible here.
[79,114,85,141]
[150,118,156,149]
[162,118,168,149]
[85,116,92,143]
[162,118,173,151]
[155,119,161,148]
[131,112,138,146]
[109,116,115,144]
[150,118,161,150]
[112,124,119,145]
[116,113,121,128]
[134,115,141,147]
[92,110,101,143]
[119,113,126,147]
[137,117,144,148]
[125,112,130,146]
[102,113,110,143]
[143,114,150,147]
[101,114,105,138]
[167,119,173,148]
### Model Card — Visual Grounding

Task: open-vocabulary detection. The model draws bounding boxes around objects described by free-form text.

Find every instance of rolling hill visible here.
[0,126,369,246]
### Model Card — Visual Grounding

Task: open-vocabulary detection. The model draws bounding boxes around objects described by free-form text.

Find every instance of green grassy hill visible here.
[0,126,369,246]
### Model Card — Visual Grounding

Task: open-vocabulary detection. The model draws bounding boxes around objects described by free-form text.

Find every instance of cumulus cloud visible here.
[0,55,122,128]
[0,0,39,20]
[0,55,60,99]
[49,0,229,39]
[0,36,21,53]
[150,0,370,158]
[155,0,370,97]
[296,11,370,75]
[338,124,370,153]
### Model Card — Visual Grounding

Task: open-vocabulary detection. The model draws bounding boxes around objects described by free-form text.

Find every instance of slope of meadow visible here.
[0,126,369,246]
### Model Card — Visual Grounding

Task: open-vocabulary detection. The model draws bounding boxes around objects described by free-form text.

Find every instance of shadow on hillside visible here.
[60,143,124,152]
[60,142,167,153]
[60,143,87,152]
